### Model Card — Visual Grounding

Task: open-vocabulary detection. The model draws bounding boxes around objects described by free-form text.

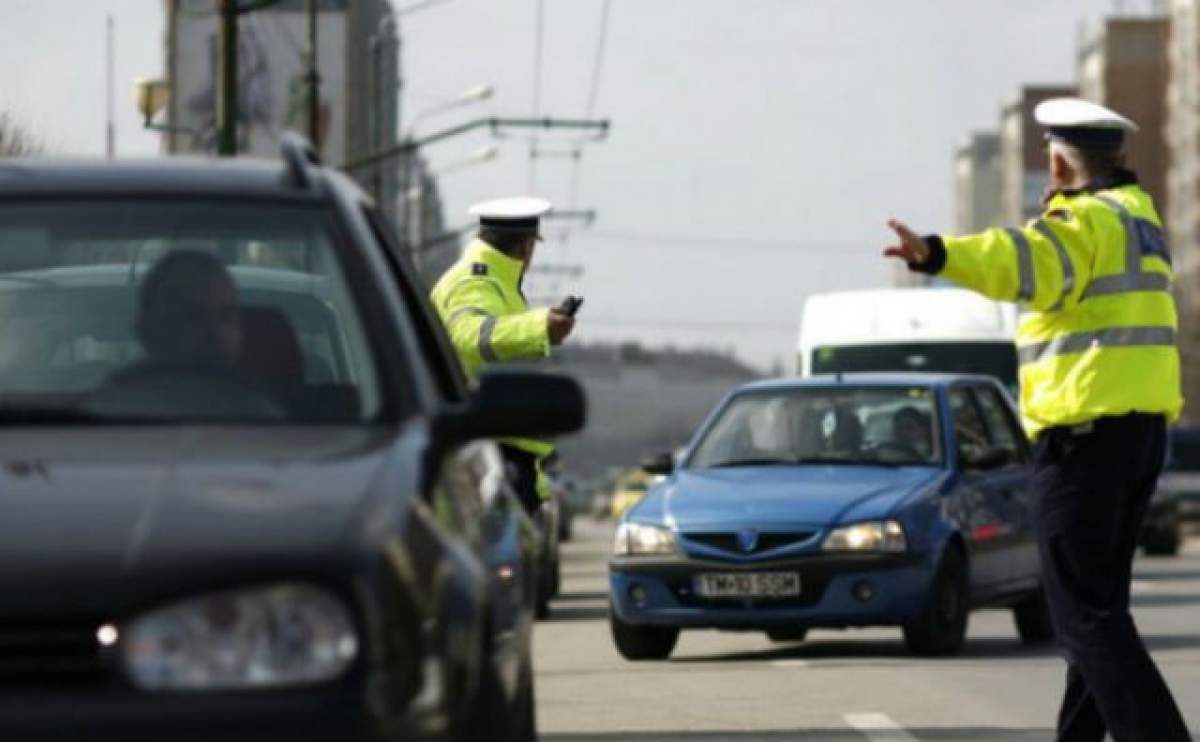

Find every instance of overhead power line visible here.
[567,0,614,226]
[584,0,613,119]
[583,229,870,254]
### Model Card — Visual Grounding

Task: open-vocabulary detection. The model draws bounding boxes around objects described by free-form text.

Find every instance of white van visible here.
[797,288,1019,390]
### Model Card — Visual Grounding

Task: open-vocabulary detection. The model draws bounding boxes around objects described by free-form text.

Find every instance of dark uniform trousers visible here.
[1033,412,1191,742]
[500,444,542,517]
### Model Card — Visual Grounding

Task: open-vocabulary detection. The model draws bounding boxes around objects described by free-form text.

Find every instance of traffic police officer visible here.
[430,196,576,515]
[885,98,1191,742]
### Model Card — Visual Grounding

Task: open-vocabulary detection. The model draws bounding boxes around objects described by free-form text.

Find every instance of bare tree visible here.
[0,112,42,157]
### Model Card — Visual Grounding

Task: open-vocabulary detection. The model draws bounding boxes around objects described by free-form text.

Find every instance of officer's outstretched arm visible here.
[940,213,1094,313]
[442,279,551,371]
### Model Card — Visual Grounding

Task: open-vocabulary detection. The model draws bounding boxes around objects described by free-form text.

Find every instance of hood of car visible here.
[654,465,942,531]
[0,426,402,616]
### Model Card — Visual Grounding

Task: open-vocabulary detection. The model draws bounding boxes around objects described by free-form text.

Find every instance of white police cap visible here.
[468,196,552,236]
[1035,97,1137,149]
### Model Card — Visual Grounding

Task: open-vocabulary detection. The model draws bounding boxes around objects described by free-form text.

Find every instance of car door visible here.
[948,385,1012,592]
[361,205,537,684]
[971,383,1038,589]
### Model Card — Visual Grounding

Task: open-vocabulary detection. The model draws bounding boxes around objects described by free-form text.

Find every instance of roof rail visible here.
[280,131,321,189]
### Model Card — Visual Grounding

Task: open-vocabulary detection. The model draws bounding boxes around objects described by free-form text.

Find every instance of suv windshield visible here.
[0,200,386,424]
[688,386,943,468]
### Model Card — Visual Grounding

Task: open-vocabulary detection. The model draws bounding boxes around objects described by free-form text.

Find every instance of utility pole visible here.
[217,0,238,156]
[306,0,320,147]
[106,15,115,159]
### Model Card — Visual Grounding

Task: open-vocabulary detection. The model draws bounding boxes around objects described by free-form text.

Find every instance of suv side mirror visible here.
[435,369,586,447]
[960,445,1011,471]
[641,451,675,476]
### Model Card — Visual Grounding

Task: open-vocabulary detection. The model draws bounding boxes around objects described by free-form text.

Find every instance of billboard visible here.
[167,0,348,162]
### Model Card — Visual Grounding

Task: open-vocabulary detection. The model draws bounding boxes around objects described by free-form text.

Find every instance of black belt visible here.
[1039,412,1164,440]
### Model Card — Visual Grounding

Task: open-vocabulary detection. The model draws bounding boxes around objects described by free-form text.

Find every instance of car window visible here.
[688,386,942,468]
[0,199,393,424]
[361,206,466,402]
[973,385,1028,463]
[948,387,990,460]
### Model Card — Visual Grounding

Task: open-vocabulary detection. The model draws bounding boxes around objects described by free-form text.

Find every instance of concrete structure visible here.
[1167,0,1200,421]
[1077,16,1170,210]
[999,85,1077,225]
[953,132,1003,234]
[163,0,444,276]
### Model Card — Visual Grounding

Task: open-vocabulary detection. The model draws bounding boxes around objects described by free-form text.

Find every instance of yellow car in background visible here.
[610,470,652,518]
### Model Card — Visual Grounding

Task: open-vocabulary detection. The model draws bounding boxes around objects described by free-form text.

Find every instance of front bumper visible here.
[610,552,931,629]
[0,673,424,742]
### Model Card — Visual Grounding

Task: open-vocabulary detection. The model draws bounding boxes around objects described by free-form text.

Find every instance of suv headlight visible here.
[613,522,676,556]
[822,520,907,553]
[122,583,358,691]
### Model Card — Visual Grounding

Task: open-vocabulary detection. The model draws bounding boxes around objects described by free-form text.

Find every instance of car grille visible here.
[683,531,816,556]
[0,622,111,685]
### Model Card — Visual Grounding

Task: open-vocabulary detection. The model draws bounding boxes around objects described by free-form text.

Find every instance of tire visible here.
[1012,588,1055,644]
[534,544,558,620]
[462,633,536,742]
[1143,525,1181,556]
[765,627,809,643]
[903,547,969,656]
[610,607,678,660]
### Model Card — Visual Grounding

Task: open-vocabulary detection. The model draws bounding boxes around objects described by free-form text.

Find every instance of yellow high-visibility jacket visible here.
[430,239,556,493]
[916,171,1181,438]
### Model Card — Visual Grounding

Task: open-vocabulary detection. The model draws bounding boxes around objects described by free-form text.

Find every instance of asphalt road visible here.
[535,518,1200,741]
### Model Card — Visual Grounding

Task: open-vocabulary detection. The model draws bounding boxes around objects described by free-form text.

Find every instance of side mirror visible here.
[641,451,675,476]
[435,369,586,447]
[960,446,1011,471]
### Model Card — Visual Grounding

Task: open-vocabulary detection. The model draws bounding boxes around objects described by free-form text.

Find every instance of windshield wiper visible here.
[791,456,868,466]
[707,457,798,468]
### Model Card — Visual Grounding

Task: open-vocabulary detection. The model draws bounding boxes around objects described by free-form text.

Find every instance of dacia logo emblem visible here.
[737,528,759,553]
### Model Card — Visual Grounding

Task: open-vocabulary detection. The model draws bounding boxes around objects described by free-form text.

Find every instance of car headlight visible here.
[822,520,907,553]
[613,522,676,556]
[122,583,358,691]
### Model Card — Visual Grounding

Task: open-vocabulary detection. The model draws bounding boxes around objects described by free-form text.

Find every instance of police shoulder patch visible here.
[471,263,488,276]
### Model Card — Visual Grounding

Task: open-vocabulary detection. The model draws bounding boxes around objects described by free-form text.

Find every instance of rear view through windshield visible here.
[0,200,386,424]
[811,342,1018,391]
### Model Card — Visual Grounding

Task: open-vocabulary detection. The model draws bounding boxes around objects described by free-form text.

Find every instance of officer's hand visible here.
[882,219,930,265]
[547,310,575,346]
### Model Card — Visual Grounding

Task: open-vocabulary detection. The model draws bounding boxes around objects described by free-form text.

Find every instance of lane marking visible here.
[769,659,809,668]
[844,712,919,741]
[1131,580,1156,594]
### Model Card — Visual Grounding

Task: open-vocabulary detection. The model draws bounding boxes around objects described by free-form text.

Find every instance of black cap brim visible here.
[1044,126,1125,150]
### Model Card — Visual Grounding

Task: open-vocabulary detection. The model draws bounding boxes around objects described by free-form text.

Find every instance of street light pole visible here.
[217,0,238,156]
[306,0,320,147]
[340,116,610,173]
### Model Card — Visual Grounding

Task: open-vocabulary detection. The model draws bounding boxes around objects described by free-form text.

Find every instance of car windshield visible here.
[0,200,386,424]
[688,386,943,468]
[811,343,1018,394]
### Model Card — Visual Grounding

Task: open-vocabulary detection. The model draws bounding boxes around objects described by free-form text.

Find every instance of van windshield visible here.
[811,342,1018,391]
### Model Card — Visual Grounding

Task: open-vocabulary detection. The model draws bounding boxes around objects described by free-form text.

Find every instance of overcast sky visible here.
[0,0,1138,370]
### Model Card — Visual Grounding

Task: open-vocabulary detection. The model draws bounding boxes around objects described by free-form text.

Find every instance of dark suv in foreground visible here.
[0,137,582,741]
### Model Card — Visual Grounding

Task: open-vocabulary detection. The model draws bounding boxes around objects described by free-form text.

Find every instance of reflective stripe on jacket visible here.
[430,239,556,468]
[936,179,1181,438]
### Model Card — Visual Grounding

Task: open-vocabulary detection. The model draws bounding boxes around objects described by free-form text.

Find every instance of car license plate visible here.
[695,572,801,599]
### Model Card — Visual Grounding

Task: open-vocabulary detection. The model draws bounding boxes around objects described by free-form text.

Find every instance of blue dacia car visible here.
[609,374,1052,659]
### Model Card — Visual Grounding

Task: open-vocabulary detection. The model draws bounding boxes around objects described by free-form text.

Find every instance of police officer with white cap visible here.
[430,196,577,516]
[884,98,1190,741]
